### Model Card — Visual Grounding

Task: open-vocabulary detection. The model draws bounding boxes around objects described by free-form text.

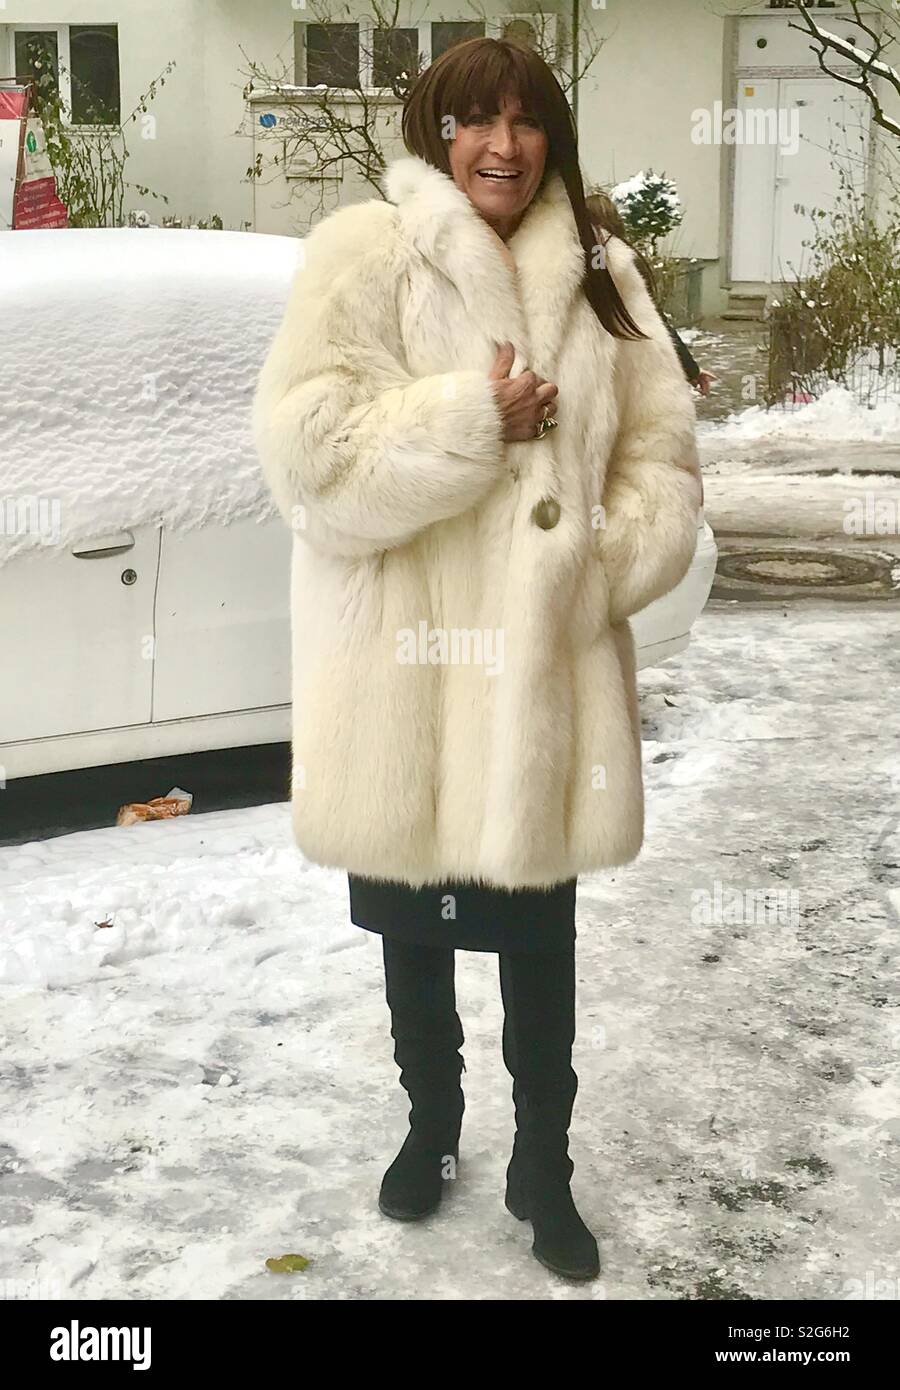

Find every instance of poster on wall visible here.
[0,87,27,230]
[15,114,69,228]
[0,82,68,230]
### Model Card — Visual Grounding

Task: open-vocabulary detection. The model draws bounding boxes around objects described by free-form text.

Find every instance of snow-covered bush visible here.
[768,157,900,408]
[609,169,684,256]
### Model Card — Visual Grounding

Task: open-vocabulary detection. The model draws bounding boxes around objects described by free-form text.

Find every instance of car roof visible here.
[1,228,303,567]
[4,226,301,291]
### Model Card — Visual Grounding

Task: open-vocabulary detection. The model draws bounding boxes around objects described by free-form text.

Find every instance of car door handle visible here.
[71,531,136,558]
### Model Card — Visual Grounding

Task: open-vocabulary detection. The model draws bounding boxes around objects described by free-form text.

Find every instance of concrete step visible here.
[723,290,769,321]
[722,307,768,321]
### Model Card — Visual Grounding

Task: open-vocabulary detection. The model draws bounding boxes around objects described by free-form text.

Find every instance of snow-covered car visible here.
[0,228,717,781]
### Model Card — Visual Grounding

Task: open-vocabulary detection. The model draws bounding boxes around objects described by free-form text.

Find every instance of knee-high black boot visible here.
[378,935,466,1221]
[499,947,600,1279]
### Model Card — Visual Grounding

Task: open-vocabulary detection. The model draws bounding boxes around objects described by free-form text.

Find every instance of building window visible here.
[432,21,485,60]
[304,23,360,89]
[293,17,553,92]
[9,24,120,124]
[70,26,121,124]
[13,30,61,99]
[498,16,539,45]
[295,19,499,90]
[373,27,419,87]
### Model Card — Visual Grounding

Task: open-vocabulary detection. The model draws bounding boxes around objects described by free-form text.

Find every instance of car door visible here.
[0,525,159,743]
[151,517,291,722]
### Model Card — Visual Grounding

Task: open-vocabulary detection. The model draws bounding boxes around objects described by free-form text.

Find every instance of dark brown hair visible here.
[585,190,660,306]
[401,38,647,341]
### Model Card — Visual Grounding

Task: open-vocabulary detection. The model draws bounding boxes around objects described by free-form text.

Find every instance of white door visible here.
[773,79,869,280]
[0,526,159,744]
[152,518,291,722]
[731,78,780,283]
[732,78,870,282]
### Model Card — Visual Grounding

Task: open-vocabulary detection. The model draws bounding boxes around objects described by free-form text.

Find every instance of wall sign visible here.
[0,83,68,230]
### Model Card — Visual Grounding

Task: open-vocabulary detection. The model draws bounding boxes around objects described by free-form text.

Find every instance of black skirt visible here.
[348,872,577,954]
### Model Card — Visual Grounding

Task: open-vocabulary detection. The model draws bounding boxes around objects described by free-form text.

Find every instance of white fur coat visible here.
[253,153,702,889]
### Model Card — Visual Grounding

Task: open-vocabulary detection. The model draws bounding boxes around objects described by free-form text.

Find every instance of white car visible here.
[0,228,717,782]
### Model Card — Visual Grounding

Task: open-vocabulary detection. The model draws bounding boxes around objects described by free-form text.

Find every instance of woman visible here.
[585,190,716,396]
[253,37,701,1283]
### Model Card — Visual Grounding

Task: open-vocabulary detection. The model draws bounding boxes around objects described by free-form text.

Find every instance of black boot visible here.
[379,935,466,1221]
[499,948,600,1280]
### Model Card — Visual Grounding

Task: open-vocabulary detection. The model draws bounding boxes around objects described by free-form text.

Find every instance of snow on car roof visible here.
[0,227,302,568]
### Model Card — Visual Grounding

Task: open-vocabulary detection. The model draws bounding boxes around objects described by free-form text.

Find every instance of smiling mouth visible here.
[476,170,522,183]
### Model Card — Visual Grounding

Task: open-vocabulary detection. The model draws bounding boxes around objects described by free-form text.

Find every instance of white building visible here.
[2,2,898,316]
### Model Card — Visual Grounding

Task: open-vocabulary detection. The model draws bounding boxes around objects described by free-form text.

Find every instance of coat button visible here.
[531,497,560,530]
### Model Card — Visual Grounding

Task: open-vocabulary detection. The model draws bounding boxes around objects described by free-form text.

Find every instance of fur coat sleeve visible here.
[252,201,508,557]
[599,237,704,625]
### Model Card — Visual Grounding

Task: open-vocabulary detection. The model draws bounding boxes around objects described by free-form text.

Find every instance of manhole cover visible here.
[713,547,898,601]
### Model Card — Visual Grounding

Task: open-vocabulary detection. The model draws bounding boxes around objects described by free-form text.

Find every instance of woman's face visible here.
[448,92,548,240]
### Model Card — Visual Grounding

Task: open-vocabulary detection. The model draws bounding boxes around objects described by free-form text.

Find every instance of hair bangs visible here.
[445,43,540,125]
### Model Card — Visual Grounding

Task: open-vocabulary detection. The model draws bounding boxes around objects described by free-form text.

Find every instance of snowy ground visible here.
[2,601,898,1301]
[686,322,900,443]
[690,325,900,605]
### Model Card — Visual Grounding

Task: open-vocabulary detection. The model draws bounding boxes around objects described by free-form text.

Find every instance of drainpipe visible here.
[571,0,579,127]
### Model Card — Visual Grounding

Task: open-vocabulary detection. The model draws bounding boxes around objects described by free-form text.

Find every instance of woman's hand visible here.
[489,341,559,442]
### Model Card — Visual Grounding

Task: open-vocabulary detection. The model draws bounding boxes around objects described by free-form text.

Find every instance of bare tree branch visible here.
[788,0,900,143]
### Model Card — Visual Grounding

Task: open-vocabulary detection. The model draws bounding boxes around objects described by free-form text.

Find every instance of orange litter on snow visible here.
[116,787,193,827]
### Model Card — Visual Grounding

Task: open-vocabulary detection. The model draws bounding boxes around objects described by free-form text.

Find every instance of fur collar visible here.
[381,154,587,380]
